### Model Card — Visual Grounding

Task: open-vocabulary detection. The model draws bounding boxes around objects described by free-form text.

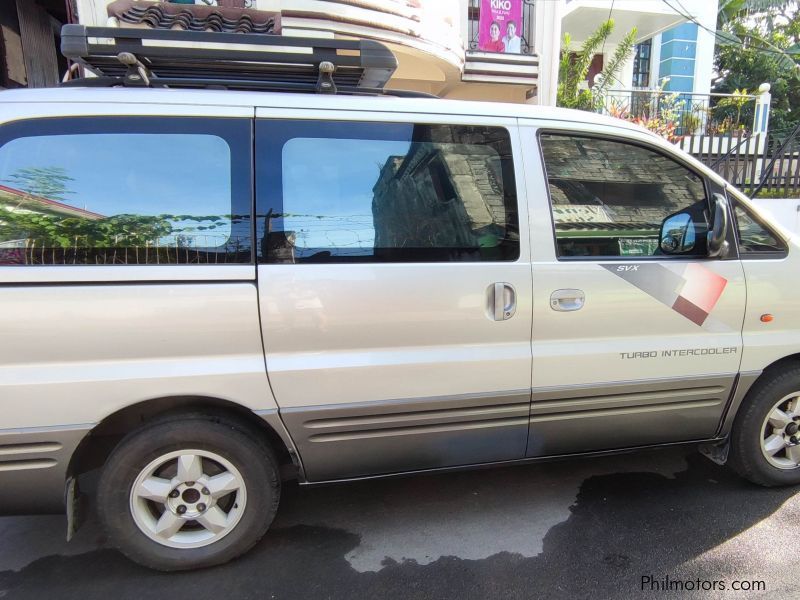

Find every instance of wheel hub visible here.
[129,449,247,549]
[166,482,211,519]
[761,393,800,469]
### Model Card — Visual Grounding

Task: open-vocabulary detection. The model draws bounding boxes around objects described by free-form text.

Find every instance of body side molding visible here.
[280,390,531,481]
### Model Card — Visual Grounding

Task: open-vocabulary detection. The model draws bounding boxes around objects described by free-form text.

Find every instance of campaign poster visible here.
[478,0,523,54]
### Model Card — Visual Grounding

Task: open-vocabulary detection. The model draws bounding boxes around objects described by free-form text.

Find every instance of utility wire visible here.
[598,0,630,89]
[661,0,799,67]
[599,0,615,59]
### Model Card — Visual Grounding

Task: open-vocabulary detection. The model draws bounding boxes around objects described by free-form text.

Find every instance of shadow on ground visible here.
[0,447,797,600]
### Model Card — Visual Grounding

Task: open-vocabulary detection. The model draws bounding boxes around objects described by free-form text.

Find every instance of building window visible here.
[257,121,520,263]
[632,39,652,88]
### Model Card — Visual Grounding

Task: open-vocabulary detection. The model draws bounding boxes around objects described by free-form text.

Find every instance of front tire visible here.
[97,413,280,571]
[729,366,800,487]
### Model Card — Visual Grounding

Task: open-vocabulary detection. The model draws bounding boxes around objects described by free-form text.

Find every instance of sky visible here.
[281,137,411,252]
[0,133,232,222]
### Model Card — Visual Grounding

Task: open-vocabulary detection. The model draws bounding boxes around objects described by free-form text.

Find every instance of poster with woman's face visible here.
[478,0,522,54]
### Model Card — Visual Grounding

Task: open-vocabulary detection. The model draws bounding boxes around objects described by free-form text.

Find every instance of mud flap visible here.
[699,440,730,465]
[65,476,85,541]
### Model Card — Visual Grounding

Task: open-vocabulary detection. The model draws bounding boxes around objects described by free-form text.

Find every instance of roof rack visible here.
[60,24,436,98]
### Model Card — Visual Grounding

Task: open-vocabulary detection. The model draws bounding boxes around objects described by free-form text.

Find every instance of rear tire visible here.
[729,366,800,487]
[97,413,280,571]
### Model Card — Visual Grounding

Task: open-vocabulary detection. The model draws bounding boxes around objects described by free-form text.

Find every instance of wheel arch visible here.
[720,353,800,437]
[68,395,301,484]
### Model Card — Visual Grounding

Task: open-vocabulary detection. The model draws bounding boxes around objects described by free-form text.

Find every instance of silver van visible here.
[1,26,798,571]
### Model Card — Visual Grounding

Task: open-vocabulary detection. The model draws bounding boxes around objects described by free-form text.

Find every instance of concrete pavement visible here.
[1,446,798,599]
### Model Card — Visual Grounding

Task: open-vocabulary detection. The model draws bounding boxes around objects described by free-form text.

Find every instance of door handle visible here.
[551,289,585,312]
[489,282,516,321]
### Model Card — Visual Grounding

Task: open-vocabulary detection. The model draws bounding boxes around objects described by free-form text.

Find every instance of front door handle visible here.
[551,289,585,312]
[489,282,516,321]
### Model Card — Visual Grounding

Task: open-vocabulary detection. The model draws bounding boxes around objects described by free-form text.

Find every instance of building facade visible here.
[3,1,716,106]
[562,0,719,97]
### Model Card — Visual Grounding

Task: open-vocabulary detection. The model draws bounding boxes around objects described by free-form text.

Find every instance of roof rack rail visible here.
[59,25,437,98]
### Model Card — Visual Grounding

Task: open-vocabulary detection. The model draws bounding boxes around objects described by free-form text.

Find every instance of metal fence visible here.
[600,89,759,137]
[681,130,800,198]
[0,234,251,265]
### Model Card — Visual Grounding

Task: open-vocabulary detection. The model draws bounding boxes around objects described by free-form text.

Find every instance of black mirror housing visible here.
[708,193,730,258]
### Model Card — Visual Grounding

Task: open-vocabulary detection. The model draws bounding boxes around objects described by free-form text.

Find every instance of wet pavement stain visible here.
[1,449,798,600]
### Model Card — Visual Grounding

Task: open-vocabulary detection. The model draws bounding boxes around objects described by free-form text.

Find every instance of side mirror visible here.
[660,212,696,254]
[707,193,730,258]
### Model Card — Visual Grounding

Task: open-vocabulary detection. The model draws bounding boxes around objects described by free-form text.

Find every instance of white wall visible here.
[691,0,718,96]
[753,198,800,237]
[534,0,563,105]
[75,0,106,26]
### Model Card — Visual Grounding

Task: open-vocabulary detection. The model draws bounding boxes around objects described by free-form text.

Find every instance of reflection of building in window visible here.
[0,183,104,245]
[0,183,105,264]
[371,129,510,252]
[541,135,707,257]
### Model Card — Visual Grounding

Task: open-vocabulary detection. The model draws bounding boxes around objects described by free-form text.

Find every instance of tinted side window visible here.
[256,120,519,263]
[0,117,252,265]
[734,203,787,256]
[540,134,709,258]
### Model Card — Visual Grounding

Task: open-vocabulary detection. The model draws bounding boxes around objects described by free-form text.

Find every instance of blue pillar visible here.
[658,23,698,92]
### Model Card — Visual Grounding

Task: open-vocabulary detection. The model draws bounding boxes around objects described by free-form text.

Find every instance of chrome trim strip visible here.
[529,400,722,423]
[308,416,530,443]
[305,402,529,430]
[0,459,58,472]
[0,423,96,435]
[531,386,726,412]
[0,442,63,456]
[529,374,732,400]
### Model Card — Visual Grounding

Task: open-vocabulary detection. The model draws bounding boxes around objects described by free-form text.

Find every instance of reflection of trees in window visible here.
[0,166,245,264]
[4,166,74,200]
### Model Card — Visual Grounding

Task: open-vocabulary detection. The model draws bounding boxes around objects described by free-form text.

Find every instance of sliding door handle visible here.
[489,282,516,321]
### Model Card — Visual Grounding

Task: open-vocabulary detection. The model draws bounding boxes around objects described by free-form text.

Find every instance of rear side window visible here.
[539,133,709,259]
[256,120,519,263]
[0,117,252,265]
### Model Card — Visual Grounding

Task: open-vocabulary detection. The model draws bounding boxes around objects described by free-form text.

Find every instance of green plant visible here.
[715,88,753,129]
[681,110,703,135]
[614,78,683,142]
[715,1,800,133]
[753,188,796,198]
[557,20,637,111]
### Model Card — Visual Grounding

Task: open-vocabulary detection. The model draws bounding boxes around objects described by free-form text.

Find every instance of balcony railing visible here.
[466,0,536,55]
[598,89,762,137]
